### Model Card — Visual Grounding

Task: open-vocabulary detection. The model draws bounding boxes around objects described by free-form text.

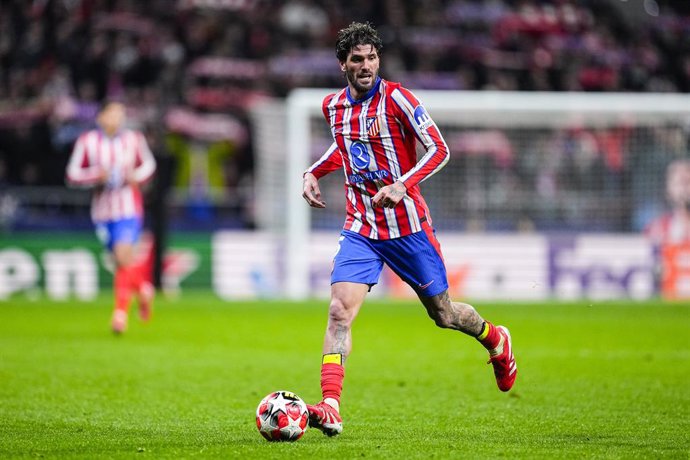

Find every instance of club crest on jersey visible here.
[349,141,370,170]
[366,116,380,137]
[413,105,433,130]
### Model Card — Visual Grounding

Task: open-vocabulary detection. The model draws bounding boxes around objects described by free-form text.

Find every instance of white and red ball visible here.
[255,390,309,441]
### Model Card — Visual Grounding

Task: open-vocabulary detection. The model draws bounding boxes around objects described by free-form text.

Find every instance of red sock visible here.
[321,354,345,405]
[114,267,133,313]
[128,263,144,292]
[477,321,501,351]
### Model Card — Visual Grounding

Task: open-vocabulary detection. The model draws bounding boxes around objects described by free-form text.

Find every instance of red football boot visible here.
[488,326,517,392]
[111,310,128,335]
[307,401,343,436]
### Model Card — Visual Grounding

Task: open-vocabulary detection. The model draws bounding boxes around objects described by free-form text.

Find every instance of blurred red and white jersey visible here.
[66,129,156,223]
[306,78,449,240]
[645,212,690,245]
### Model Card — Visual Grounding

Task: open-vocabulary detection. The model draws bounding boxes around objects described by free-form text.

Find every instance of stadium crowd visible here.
[0,0,689,229]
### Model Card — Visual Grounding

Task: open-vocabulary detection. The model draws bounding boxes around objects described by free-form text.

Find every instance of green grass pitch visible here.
[1,293,688,459]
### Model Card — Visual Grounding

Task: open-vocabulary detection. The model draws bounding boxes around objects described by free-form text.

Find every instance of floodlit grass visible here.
[1,293,688,459]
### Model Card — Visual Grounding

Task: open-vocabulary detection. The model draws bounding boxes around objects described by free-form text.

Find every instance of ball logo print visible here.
[255,390,309,441]
[349,141,370,170]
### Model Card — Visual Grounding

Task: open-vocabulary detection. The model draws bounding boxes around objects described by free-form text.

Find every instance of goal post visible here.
[285,90,317,300]
[257,90,690,300]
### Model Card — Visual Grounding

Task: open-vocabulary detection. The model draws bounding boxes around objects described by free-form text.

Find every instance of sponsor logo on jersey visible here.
[348,169,389,184]
[413,105,433,130]
[349,141,370,170]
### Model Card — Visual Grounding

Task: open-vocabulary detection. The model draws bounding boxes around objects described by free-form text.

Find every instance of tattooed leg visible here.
[419,290,518,392]
[323,282,369,363]
[419,290,485,337]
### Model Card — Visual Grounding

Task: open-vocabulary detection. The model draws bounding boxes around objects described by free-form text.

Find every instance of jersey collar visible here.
[346,77,382,105]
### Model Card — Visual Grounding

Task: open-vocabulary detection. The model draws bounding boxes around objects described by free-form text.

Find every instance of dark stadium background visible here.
[0,0,688,296]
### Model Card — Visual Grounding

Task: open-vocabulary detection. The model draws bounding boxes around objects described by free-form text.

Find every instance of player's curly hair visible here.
[335,22,383,62]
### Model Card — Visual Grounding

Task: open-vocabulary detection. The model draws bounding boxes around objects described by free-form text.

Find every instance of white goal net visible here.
[251,90,690,299]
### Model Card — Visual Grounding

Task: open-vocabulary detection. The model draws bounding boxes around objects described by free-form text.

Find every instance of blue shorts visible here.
[331,228,449,297]
[95,218,142,251]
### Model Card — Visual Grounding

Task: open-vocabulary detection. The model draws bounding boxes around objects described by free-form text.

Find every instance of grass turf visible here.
[0,293,688,459]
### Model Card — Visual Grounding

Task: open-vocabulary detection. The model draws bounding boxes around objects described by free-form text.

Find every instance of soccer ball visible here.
[255,390,309,441]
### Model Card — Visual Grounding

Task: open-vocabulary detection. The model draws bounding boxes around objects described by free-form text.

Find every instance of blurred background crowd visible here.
[0,0,689,232]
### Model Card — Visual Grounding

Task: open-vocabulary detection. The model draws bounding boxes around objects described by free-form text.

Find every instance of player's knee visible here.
[112,243,135,267]
[421,296,455,329]
[328,298,353,326]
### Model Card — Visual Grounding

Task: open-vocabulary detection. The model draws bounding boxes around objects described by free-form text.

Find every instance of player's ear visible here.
[339,61,346,72]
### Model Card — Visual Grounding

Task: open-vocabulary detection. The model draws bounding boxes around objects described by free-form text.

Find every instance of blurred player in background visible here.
[645,159,690,245]
[645,159,690,299]
[66,102,157,334]
[301,22,517,436]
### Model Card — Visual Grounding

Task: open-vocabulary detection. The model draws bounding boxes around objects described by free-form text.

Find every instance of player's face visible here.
[97,103,126,135]
[341,44,379,99]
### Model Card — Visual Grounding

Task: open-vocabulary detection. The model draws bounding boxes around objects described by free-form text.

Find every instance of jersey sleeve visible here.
[65,132,102,187]
[131,131,157,184]
[305,142,343,179]
[389,85,450,189]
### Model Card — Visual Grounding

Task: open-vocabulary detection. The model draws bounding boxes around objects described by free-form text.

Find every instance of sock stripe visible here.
[322,353,342,365]
[477,322,490,340]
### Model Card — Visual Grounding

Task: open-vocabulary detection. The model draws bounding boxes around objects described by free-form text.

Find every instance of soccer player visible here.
[644,159,690,299]
[645,159,690,245]
[301,22,517,436]
[66,101,157,334]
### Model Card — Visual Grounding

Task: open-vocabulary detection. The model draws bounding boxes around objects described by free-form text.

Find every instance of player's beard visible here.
[346,68,377,96]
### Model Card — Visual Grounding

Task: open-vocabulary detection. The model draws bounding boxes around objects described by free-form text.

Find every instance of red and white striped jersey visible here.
[645,212,690,245]
[66,129,156,223]
[306,78,450,240]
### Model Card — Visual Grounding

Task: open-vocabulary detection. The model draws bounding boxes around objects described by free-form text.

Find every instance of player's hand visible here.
[372,181,407,208]
[303,172,326,208]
